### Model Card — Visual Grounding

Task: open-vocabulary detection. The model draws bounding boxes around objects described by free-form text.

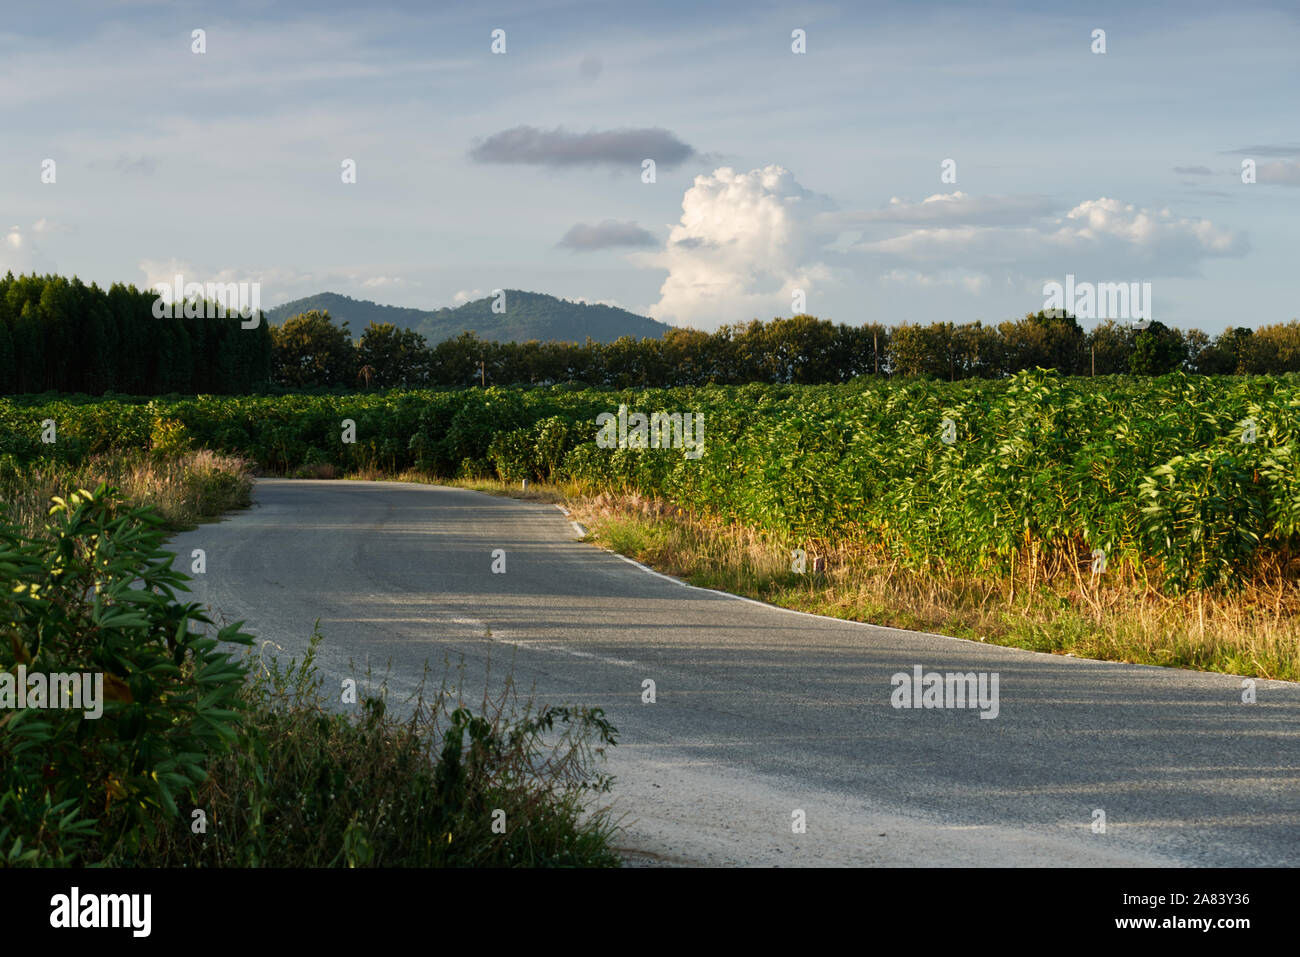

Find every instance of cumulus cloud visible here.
[469,125,695,169]
[645,165,835,329]
[640,168,1250,328]
[451,288,484,305]
[558,219,656,251]
[1062,197,1245,255]
[856,196,1247,277]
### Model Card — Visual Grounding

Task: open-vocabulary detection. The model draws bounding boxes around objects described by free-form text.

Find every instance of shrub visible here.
[488,427,535,482]
[0,486,252,865]
[1,487,622,868]
[149,415,192,460]
[114,627,622,867]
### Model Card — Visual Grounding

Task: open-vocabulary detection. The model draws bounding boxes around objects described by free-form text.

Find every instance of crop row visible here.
[3,371,1298,590]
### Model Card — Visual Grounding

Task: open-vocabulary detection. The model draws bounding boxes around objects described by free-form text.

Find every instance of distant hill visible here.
[264,290,672,344]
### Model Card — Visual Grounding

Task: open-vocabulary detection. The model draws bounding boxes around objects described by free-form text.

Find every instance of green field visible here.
[3,369,1298,593]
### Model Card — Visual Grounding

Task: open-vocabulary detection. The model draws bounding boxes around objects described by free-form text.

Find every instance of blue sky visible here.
[2,0,1297,333]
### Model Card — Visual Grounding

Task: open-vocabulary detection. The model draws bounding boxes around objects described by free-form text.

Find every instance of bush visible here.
[488,427,536,482]
[440,388,528,467]
[120,630,622,867]
[149,414,192,460]
[1,486,622,867]
[0,486,252,865]
[489,416,583,483]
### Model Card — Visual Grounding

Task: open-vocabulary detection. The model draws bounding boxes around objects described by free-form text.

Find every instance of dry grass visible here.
[118,626,622,868]
[289,462,338,480]
[344,469,585,507]
[1,449,254,537]
[564,490,1300,682]
[305,471,1300,681]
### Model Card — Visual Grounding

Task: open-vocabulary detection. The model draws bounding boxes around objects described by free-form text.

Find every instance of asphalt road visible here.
[166,479,1300,867]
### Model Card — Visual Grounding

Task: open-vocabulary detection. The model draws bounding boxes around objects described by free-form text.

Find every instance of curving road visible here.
[166,479,1300,867]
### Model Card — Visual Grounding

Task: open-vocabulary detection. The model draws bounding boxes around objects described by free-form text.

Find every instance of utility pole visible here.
[1091,344,1095,377]
[874,329,879,375]
[480,360,486,387]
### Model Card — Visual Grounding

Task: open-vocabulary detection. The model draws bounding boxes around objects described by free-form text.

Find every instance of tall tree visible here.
[271,310,356,387]
[12,300,44,393]
[1129,321,1187,376]
[357,322,431,387]
[1241,321,1300,374]
[0,302,15,394]
[1086,320,1135,375]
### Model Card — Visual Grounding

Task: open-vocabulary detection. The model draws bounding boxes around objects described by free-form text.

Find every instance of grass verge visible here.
[420,477,1300,682]
[0,449,253,536]
[111,626,622,867]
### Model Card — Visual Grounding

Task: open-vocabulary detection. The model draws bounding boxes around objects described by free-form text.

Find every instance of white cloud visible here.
[452,288,484,305]
[643,170,1246,327]
[137,259,423,307]
[0,224,55,274]
[1062,198,1240,252]
[646,165,835,329]
[857,196,1247,277]
[139,259,300,294]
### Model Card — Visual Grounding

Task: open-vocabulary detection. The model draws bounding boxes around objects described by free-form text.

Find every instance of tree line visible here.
[2,271,1298,395]
[0,272,272,395]
[280,308,1300,390]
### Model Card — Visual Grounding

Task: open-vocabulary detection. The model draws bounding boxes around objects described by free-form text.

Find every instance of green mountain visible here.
[264,290,671,344]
